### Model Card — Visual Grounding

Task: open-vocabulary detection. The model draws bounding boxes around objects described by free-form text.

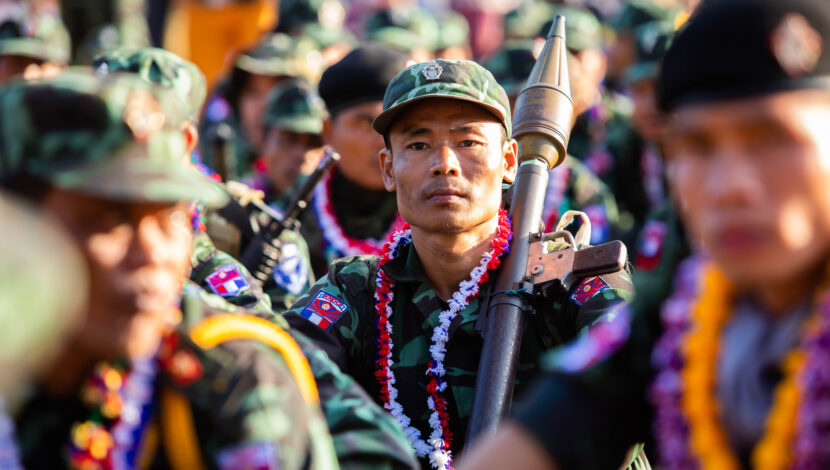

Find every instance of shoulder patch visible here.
[545,306,631,373]
[635,220,667,271]
[217,441,280,470]
[570,276,610,306]
[273,243,308,296]
[299,290,348,330]
[206,263,251,298]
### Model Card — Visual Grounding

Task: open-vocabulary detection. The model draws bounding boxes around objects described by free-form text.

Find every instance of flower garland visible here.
[650,257,830,469]
[68,356,159,470]
[373,208,512,469]
[313,170,404,258]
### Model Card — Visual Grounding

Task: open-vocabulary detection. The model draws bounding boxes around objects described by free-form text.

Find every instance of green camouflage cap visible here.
[623,21,675,85]
[435,12,470,51]
[372,59,512,137]
[236,33,320,80]
[0,70,228,207]
[504,0,556,40]
[0,9,71,64]
[611,0,677,33]
[302,23,356,51]
[481,40,536,97]
[265,77,327,134]
[540,7,602,52]
[93,47,207,123]
[365,7,440,52]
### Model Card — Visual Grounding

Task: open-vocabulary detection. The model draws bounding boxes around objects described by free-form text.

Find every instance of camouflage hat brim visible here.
[49,144,229,208]
[271,116,323,135]
[372,89,510,137]
[0,39,69,64]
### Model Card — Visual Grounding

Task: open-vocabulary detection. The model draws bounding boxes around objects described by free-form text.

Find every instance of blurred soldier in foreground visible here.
[460,0,830,468]
[301,44,410,276]
[0,71,338,469]
[0,192,87,402]
[92,49,420,469]
[285,58,633,468]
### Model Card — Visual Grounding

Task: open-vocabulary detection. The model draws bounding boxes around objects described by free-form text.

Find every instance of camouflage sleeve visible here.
[159,331,338,470]
[281,256,377,375]
[190,231,274,315]
[290,330,420,470]
[510,299,655,470]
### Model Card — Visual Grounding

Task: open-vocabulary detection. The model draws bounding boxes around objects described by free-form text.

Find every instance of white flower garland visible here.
[313,171,403,258]
[374,209,512,469]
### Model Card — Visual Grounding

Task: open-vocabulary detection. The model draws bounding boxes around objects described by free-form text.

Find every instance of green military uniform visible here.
[284,59,633,465]
[0,70,338,469]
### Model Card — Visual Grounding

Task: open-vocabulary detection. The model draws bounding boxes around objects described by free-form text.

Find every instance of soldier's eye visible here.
[459,140,477,148]
[408,142,428,150]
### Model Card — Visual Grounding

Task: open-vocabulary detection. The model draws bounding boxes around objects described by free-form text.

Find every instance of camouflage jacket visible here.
[300,169,399,277]
[283,239,633,463]
[542,157,623,244]
[192,255,419,469]
[13,283,338,470]
[511,204,691,470]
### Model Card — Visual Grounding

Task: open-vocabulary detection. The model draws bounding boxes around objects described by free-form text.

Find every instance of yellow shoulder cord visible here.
[161,314,321,470]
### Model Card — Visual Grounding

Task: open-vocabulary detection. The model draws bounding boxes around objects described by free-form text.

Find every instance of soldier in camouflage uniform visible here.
[284,59,632,467]
[0,71,337,469]
[91,48,421,469]
[481,40,622,244]
[199,33,322,181]
[300,45,410,277]
[256,77,328,210]
[0,4,70,83]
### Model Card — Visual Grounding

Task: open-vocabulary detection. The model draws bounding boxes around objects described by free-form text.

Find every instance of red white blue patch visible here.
[217,441,280,470]
[300,290,348,330]
[206,263,250,298]
[570,276,610,305]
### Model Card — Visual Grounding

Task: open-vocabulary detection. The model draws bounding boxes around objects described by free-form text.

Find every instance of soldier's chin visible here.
[120,311,168,360]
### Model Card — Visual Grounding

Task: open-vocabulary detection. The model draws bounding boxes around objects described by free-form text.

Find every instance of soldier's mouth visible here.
[424,188,467,203]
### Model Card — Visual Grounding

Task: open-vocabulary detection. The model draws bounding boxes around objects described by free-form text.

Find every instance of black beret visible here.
[658,0,830,111]
[318,44,410,116]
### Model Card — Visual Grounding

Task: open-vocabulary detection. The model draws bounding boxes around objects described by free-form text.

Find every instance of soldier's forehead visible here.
[390,98,501,132]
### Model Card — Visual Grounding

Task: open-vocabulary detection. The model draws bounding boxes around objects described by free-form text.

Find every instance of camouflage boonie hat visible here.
[265,78,327,134]
[0,9,71,64]
[435,12,470,51]
[481,40,536,97]
[372,59,512,137]
[236,33,322,81]
[365,8,440,52]
[542,7,603,52]
[0,70,228,207]
[93,47,207,123]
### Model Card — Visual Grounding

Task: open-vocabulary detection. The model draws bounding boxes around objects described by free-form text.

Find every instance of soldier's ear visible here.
[182,122,198,156]
[502,139,518,184]
[379,148,397,192]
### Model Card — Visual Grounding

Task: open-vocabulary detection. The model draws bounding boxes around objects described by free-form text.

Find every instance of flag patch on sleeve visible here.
[570,276,610,305]
[299,291,348,330]
[205,263,250,298]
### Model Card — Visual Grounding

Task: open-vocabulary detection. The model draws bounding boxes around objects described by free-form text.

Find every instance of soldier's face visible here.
[323,101,386,190]
[41,190,191,360]
[380,98,517,233]
[238,73,287,152]
[263,127,323,195]
[666,90,830,287]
